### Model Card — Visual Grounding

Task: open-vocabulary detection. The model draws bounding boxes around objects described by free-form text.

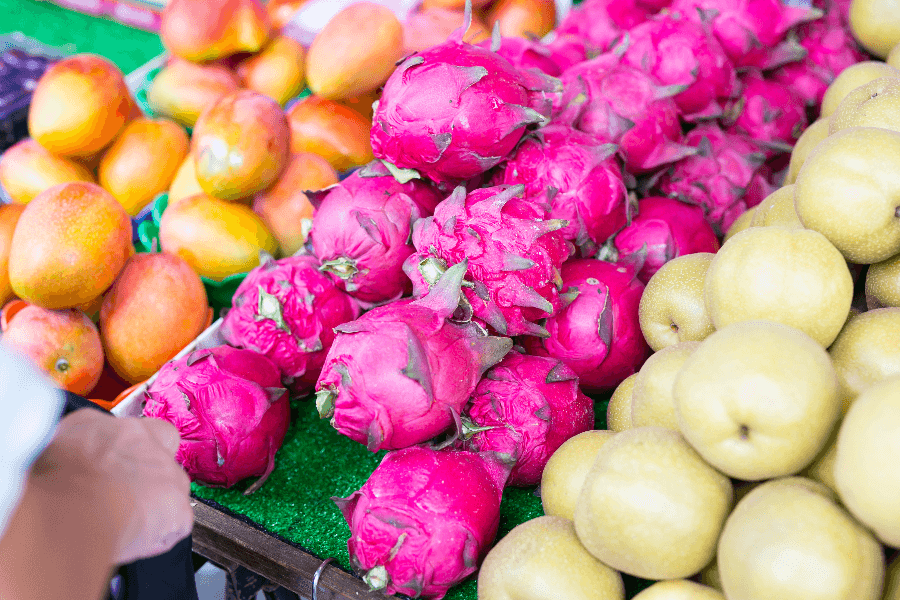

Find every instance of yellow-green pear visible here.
[866,252,900,308]
[698,560,722,592]
[632,580,724,600]
[829,308,900,413]
[890,40,900,69]
[885,553,900,599]
[801,418,842,495]
[850,0,900,59]
[573,426,732,580]
[631,341,700,430]
[834,375,900,547]
[704,226,853,347]
[718,476,884,600]
[478,515,625,600]
[674,320,841,480]
[541,430,615,521]
[607,374,636,433]
[785,117,831,185]
[794,126,900,264]
[723,208,755,243]
[830,77,900,134]
[749,185,802,228]
[821,61,900,117]
[638,253,715,352]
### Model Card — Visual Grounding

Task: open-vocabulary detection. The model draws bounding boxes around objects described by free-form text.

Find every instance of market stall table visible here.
[189,499,389,600]
[112,319,571,600]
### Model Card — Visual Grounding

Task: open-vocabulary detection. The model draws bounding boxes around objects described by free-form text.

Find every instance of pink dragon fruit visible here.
[315,262,512,452]
[523,259,650,393]
[557,54,697,173]
[770,9,867,108]
[541,32,592,72]
[370,28,561,187]
[477,35,566,77]
[607,196,720,283]
[334,446,509,599]
[458,350,594,487]
[306,168,433,305]
[671,0,823,70]
[636,0,674,9]
[499,124,629,256]
[403,184,572,338]
[743,163,779,212]
[219,254,360,395]
[556,0,651,53]
[654,123,767,235]
[619,11,738,120]
[723,69,808,157]
[355,159,446,216]
[815,0,851,24]
[143,345,290,493]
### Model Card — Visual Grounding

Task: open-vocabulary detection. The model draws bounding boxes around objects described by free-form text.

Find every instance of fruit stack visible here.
[6,0,900,597]
[0,178,212,401]
[0,0,565,403]
[133,1,900,599]
[0,53,192,217]
[143,0,561,284]
[141,0,379,284]
[0,46,220,404]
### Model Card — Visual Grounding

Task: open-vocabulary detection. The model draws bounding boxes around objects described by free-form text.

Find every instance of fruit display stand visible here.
[104,13,662,596]
[113,319,634,600]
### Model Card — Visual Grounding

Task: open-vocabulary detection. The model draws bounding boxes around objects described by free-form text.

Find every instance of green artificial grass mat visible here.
[190,393,656,599]
[0,0,163,73]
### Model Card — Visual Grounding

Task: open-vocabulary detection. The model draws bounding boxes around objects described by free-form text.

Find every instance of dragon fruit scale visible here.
[404,184,572,338]
[654,123,767,235]
[370,27,562,187]
[143,345,290,493]
[556,55,697,173]
[458,350,594,487]
[555,0,651,54]
[523,258,650,393]
[500,124,628,256]
[814,0,851,25]
[671,0,823,70]
[219,254,360,395]
[541,33,592,73]
[477,35,565,77]
[315,261,513,452]
[334,446,509,599]
[307,166,438,306]
[770,8,867,108]
[636,0,674,9]
[619,11,739,121]
[723,70,808,157]
[607,196,720,284]
[353,159,445,216]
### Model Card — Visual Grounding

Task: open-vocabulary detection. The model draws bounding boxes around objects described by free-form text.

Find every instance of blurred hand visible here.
[34,409,193,564]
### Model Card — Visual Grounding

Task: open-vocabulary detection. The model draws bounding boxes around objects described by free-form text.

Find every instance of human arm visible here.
[0,404,194,600]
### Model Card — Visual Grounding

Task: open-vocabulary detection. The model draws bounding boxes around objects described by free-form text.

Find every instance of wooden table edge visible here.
[190,499,393,600]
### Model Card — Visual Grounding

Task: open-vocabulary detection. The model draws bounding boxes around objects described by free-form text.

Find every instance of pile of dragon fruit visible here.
[143,0,868,597]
